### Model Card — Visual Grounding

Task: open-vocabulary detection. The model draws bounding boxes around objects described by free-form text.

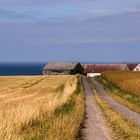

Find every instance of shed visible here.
[43,62,84,75]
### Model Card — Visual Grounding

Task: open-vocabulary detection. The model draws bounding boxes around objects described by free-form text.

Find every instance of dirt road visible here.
[92,78,140,127]
[82,77,112,140]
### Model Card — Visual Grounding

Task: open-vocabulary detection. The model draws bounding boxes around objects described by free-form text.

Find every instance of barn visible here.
[43,62,84,75]
[82,64,129,77]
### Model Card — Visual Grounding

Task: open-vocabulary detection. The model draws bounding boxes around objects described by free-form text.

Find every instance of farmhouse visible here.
[128,64,140,71]
[43,62,84,75]
[83,64,128,77]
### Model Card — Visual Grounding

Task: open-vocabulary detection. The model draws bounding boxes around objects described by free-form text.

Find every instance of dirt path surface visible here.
[82,77,112,140]
[92,78,140,127]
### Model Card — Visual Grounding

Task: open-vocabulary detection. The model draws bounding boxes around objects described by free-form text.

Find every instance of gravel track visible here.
[82,77,112,140]
[92,78,140,127]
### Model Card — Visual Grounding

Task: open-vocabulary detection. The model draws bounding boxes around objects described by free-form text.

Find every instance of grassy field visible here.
[102,71,140,97]
[89,79,140,140]
[0,75,85,140]
[96,71,140,113]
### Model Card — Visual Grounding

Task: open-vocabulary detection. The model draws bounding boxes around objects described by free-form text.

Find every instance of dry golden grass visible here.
[102,71,140,97]
[0,75,85,140]
[97,72,140,113]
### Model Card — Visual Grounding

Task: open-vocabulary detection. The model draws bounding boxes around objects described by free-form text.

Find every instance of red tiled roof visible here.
[82,64,127,73]
[127,64,138,71]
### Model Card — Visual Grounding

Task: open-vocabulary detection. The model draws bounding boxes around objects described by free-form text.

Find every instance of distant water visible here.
[0,63,46,76]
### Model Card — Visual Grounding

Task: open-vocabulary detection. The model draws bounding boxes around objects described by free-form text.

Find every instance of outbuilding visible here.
[43,62,84,75]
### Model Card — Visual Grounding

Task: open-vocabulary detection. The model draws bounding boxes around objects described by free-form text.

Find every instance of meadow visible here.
[0,75,85,140]
[97,71,140,113]
[102,71,140,97]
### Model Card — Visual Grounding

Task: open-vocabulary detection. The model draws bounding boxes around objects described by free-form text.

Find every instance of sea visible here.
[0,63,46,76]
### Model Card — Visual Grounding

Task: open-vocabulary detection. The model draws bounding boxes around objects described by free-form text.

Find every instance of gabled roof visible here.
[127,64,138,71]
[43,62,79,71]
[82,64,128,73]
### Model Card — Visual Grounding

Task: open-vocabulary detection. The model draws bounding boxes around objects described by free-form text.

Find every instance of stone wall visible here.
[43,70,70,75]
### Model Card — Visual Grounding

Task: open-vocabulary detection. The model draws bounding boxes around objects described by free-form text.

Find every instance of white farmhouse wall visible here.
[87,73,101,77]
[133,64,140,71]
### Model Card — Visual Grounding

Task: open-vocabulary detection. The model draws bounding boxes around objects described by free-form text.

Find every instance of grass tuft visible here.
[54,98,75,116]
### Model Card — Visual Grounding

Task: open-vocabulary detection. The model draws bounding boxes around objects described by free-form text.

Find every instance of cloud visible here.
[0,0,140,23]
[123,7,140,13]
[0,10,139,44]
[0,10,140,62]
[1,0,140,6]
[75,6,140,19]
[0,8,36,23]
[0,0,92,5]
[0,9,26,17]
[75,8,117,18]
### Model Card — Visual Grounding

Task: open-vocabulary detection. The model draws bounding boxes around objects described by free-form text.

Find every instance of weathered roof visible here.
[127,64,138,71]
[82,64,128,73]
[43,62,79,71]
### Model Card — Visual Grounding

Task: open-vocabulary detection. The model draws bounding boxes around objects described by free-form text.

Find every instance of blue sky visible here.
[0,0,140,62]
